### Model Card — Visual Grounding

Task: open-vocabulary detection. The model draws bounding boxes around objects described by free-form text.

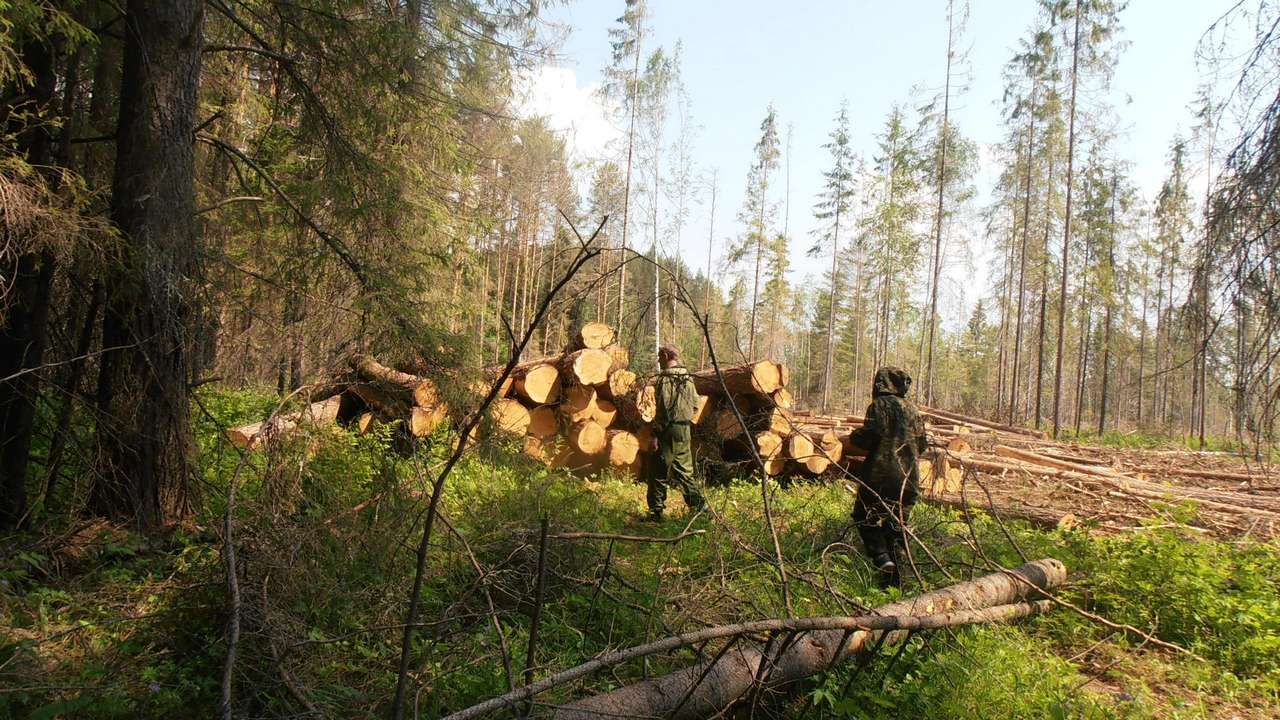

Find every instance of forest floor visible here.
[2,389,1279,719]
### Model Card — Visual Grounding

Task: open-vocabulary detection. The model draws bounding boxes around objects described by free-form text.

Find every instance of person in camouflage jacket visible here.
[847,366,927,587]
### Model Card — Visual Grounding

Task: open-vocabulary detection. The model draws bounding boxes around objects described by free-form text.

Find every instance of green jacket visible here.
[654,364,698,430]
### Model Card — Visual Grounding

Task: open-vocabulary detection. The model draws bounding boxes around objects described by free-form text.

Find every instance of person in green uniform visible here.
[646,345,707,521]
[847,366,927,587]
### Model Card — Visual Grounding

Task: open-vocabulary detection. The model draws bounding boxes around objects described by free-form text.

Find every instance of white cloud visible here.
[516,64,621,167]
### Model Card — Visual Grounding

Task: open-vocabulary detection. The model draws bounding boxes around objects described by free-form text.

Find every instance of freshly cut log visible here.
[471,375,514,401]
[409,405,448,437]
[616,383,657,424]
[606,430,640,467]
[776,362,790,389]
[603,343,629,371]
[920,455,963,492]
[491,398,531,435]
[568,420,608,455]
[573,322,617,350]
[227,395,344,449]
[771,387,793,409]
[591,399,618,428]
[600,369,637,400]
[527,406,560,440]
[519,430,545,458]
[513,362,562,404]
[755,431,783,460]
[561,385,598,423]
[763,455,787,476]
[943,466,963,491]
[356,412,377,435]
[787,433,815,462]
[350,354,441,409]
[560,348,613,386]
[692,361,782,396]
[1132,465,1268,483]
[994,445,1126,478]
[692,394,712,425]
[921,405,1047,439]
[711,407,744,439]
[348,382,406,416]
[803,452,831,475]
[759,407,794,437]
[946,437,973,456]
[813,431,843,463]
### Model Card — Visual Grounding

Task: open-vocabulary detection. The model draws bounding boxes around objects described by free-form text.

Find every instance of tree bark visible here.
[0,33,61,530]
[1009,91,1036,425]
[91,0,204,526]
[924,0,956,405]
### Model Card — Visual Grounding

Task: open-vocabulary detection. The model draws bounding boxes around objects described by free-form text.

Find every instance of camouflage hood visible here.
[872,366,912,398]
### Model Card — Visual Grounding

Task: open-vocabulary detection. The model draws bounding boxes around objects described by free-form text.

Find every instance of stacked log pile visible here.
[226,347,1278,537]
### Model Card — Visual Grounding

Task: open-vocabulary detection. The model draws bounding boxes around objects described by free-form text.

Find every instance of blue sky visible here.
[521,0,1249,320]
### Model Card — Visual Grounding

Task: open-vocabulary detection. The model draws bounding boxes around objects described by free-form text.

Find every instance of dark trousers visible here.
[852,481,917,562]
[646,422,704,516]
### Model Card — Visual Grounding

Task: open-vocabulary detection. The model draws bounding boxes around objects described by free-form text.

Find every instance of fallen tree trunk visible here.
[350,354,440,409]
[442,560,1065,720]
[1131,465,1273,483]
[921,405,1047,439]
[927,494,1079,531]
[227,395,346,449]
[994,445,1127,478]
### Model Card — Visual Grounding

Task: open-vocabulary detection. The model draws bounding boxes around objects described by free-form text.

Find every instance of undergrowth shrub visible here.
[813,626,1144,719]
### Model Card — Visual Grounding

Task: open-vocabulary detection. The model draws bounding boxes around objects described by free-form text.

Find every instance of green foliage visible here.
[815,626,1141,719]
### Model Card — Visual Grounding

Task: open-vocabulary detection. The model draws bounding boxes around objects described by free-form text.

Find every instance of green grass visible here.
[3,387,1279,718]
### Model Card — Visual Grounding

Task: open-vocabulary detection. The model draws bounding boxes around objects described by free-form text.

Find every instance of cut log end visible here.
[492,398,531,436]
[568,420,607,456]
[606,430,640,466]
[527,406,560,440]
[514,363,562,405]
[576,322,617,350]
[561,348,613,386]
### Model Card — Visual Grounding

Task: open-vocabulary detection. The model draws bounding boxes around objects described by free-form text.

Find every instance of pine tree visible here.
[600,0,649,330]
[862,106,924,372]
[810,102,858,412]
[729,105,781,359]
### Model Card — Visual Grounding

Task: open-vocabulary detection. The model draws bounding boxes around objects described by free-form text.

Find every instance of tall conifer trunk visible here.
[1052,0,1083,438]
[91,0,204,526]
[1010,90,1036,424]
[0,36,60,530]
